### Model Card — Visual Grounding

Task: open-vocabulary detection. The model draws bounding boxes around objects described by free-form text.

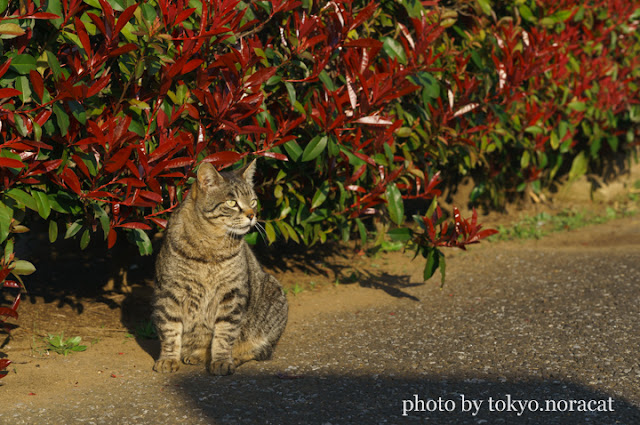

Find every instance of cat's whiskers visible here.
[254,222,268,244]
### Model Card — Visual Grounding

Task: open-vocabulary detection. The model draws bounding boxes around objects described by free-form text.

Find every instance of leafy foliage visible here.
[1,0,638,297]
[42,332,88,356]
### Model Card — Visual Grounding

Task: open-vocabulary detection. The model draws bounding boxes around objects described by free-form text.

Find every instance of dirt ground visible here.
[1,170,639,423]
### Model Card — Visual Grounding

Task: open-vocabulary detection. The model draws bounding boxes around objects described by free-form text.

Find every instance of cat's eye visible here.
[250,199,258,208]
[225,200,237,208]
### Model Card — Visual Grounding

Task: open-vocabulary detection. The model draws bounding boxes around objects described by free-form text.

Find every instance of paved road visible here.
[5,217,640,424]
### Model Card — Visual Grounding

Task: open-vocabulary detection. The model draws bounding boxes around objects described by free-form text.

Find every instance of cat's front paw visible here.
[153,358,181,373]
[183,354,204,365]
[208,360,235,376]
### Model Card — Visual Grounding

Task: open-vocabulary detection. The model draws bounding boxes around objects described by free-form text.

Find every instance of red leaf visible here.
[35,109,52,126]
[104,147,132,173]
[87,74,111,97]
[474,229,499,240]
[244,67,277,89]
[62,167,82,195]
[0,158,25,169]
[0,60,12,79]
[148,217,168,229]
[117,222,152,230]
[173,7,196,25]
[344,38,383,49]
[27,12,60,19]
[0,88,21,98]
[139,190,162,203]
[85,190,118,199]
[114,4,138,36]
[3,280,20,289]
[98,0,115,28]
[74,17,92,57]
[29,70,45,100]
[0,307,18,320]
[116,177,146,187]
[202,151,243,166]
[88,12,107,36]
[346,185,366,193]
[108,44,138,58]
[0,359,11,370]
[165,157,194,169]
[181,59,204,75]
[107,228,117,249]
[256,152,288,161]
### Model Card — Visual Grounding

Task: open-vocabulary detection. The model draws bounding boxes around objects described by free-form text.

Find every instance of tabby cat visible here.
[152,160,288,375]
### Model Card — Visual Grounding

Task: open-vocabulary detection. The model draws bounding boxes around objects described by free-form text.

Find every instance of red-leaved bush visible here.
[1,0,639,307]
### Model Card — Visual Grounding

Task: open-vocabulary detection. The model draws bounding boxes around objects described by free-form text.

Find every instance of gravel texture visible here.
[1,216,639,424]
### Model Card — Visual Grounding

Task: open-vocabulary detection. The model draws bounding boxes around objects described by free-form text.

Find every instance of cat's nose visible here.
[246,210,255,220]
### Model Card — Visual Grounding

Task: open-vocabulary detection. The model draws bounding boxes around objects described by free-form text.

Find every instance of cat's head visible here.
[192,160,258,236]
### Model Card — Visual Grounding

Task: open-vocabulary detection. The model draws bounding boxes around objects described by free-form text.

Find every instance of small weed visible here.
[489,206,635,242]
[291,283,304,295]
[42,333,88,356]
[380,240,404,252]
[134,321,158,340]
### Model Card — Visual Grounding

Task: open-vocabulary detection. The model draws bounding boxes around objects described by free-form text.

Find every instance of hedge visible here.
[1,0,638,323]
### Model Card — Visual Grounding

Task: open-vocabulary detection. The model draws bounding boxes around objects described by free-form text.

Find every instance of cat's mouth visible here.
[225,224,252,236]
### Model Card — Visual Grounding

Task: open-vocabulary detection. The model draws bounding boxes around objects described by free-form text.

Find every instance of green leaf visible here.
[49,220,58,243]
[68,100,86,124]
[5,188,38,211]
[355,218,367,246]
[520,150,530,169]
[46,50,63,79]
[131,228,152,256]
[552,9,572,23]
[311,183,329,209]
[11,259,36,276]
[9,54,37,74]
[65,221,83,239]
[92,204,110,240]
[382,37,407,65]
[0,0,9,14]
[16,76,31,102]
[387,227,411,242]
[265,221,276,244]
[80,229,91,250]
[33,191,51,219]
[0,203,11,244]
[244,232,258,245]
[301,135,327,162]
[53,103,69,135]
[567,101,586,112]
[385,183,404,225]
[281,222,300,243]
[519,4,535,21]
[477,0,493,16]
[568,152,588,181]
[283,140,303,161]
[3,238,13,263]
[318,70,335,91]
[423,248,439,281]
[284,81,296,106]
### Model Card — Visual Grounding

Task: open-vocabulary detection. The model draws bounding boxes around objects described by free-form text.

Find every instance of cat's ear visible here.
[197,162,223,192]
[240,159,257,186]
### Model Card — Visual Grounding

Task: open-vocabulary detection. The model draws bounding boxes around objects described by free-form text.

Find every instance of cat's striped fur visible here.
[152,160,288,375]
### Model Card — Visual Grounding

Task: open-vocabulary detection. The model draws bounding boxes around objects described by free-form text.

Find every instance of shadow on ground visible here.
[174,372,640,424]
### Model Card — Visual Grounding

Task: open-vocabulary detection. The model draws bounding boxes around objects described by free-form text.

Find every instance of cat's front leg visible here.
[153,316,184,373]
[208,298,246,375]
